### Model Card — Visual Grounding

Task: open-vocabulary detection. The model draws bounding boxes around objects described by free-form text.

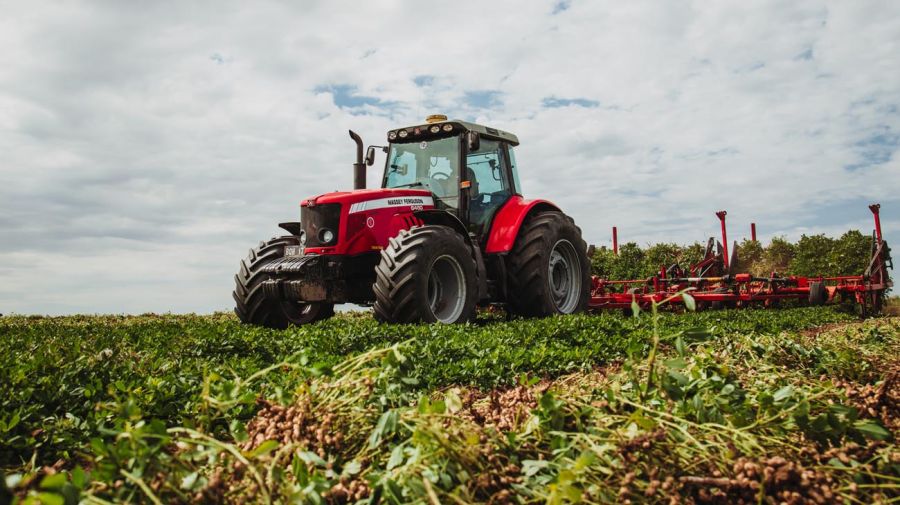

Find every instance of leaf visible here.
[291,455,308,486]
[180,471,199,490]
[444,389,463,413]
[387,444,405,470]
[682,293,696,312]
[70,467,87,490]
[36,492,65,505]
[853,420,892,440]
[368,410,398,449]
[247,439,279,459]
[430,400,446,414]
[39,473,67,490]
[773,385,793,403]
[664,357,687,370]
[5,411,20,432]
[675,336,685,357]
[630,299,641,318]
[342,461,361,476]
[521,459,549,477]
[297,451,327,467]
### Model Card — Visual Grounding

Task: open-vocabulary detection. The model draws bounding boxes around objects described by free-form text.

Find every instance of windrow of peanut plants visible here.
[2,307,897,503]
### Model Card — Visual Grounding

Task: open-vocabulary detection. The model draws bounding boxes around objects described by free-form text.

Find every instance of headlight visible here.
[318,229,335,244]
[298,230,307,245]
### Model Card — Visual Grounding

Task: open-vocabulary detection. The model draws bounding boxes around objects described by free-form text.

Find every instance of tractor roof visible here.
[388,118,519,146]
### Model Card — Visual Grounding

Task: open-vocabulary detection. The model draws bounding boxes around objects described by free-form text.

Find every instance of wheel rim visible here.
[427,254,466,323]
[282,302,317,324]
[548,239,582,313]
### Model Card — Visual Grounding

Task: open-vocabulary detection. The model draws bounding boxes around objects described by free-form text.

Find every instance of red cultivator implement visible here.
[588,204,893,316]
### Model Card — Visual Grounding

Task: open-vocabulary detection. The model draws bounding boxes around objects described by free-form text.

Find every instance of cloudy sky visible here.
[2,1,899,315]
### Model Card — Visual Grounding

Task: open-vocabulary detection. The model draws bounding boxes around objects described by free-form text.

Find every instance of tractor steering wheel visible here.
[427,171,451,196]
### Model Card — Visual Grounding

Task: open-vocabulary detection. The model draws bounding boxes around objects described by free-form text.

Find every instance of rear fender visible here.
[414,209,488,301]
[485,196,561,253]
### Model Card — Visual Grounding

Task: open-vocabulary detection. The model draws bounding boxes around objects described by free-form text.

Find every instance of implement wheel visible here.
[233,236,334,329]
[373,226,477,324]
[710,287,732,310]
[808,281,827,306]
[506,212,591,317]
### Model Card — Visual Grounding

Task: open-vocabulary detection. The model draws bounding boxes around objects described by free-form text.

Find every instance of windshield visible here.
[382,136,460,209]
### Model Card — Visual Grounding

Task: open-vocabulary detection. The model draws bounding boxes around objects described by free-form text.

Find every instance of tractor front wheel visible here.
[233,236,334,329]
[373,226,478,324]
[506,211,591,317]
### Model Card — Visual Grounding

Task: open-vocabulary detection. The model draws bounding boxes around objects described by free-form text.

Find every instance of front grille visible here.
[302,203,341,247]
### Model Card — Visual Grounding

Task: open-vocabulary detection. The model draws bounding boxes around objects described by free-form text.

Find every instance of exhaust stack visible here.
[349,130,365,190]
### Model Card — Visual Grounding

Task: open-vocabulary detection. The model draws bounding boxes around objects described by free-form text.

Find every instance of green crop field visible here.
[1,307,898,504]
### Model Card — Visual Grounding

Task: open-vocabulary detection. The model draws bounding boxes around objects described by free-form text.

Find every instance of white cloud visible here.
[1,0,898,314]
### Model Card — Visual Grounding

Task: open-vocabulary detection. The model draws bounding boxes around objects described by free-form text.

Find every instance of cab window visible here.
[383,136,460,210]
[507,145,522,195]
[465,138,512,235]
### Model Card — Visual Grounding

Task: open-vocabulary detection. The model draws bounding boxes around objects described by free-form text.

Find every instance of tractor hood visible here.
[301,188,433,208]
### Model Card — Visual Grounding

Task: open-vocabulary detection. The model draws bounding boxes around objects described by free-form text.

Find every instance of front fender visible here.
[484,196,561,254]
[412,209,469,238]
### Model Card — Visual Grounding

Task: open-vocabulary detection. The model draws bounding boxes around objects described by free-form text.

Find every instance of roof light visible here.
[388,131,397,140]
[442,124,453,132]
[398,130,408,138]
[425,114,447,123]
[429,125,440,133]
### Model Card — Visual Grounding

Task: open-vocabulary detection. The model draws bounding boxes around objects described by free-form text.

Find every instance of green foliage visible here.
[680,241,707,268]
[642,242,682,275]
[829,230,873,278]
[1,310,896,503]
[612,242,646,280]
[734,238,763,275]
[790,234,836,276]
[0,308,854,468]
[759,236,796,275]
[591,229,874,279]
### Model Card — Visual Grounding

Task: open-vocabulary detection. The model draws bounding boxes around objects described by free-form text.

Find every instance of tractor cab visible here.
[378,115,523,239]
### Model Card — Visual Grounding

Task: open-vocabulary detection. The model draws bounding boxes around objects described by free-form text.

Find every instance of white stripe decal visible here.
[349,196,435,213]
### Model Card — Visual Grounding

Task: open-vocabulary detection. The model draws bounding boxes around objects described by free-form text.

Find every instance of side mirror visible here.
[466,131,480,152]
[365,146,376,166]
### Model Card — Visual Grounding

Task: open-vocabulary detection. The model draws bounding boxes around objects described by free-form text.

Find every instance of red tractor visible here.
[234,115,591,328]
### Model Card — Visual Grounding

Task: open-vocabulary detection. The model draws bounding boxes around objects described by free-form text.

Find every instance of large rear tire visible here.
[233,236,334,329]
[506,211,591,317]
[373,226,478,324]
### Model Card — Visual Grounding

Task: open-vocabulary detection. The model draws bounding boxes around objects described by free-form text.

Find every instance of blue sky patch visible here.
[413,75,434,87]
[464,90,503,108]
[315,84,387,109]
[795,47,813,61]
[552,0,571,14]
[845,128,899,171]
[542,97,599,108]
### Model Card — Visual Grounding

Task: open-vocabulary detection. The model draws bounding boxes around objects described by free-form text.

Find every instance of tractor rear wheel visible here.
[373,225,477,324]
[506,212,591,317]
[233,236,334,329]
